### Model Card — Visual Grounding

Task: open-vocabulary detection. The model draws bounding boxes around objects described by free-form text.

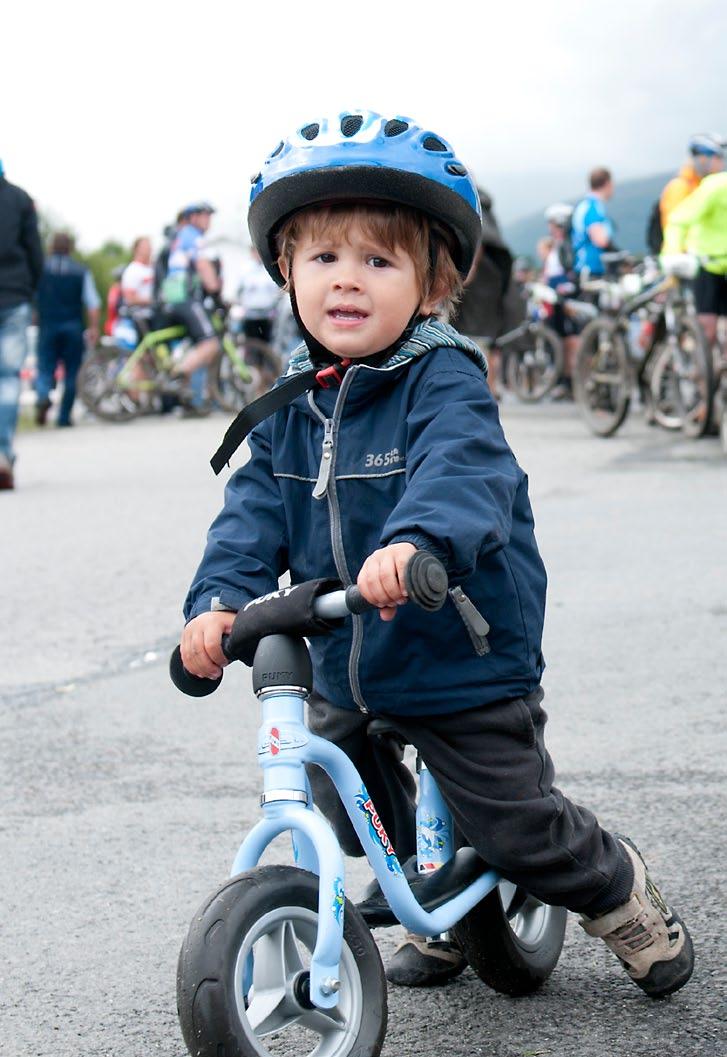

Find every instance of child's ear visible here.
[277,256,290,284]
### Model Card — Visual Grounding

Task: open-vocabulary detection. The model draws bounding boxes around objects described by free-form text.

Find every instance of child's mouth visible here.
[328,307,369,325]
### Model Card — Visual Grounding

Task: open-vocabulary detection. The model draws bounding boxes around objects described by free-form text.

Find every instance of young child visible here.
[181,110,693,997]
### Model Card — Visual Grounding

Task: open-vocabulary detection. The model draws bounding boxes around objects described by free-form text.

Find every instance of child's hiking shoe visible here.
[385,931,467,987]
[580,836,694,998]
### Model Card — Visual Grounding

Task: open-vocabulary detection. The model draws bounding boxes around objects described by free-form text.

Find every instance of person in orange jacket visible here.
[660,133,725,227]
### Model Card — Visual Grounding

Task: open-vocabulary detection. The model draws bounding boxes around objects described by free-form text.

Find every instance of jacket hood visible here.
[286,317,488,379]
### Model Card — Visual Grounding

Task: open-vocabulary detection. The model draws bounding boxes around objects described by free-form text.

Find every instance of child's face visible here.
[288,220,434,358]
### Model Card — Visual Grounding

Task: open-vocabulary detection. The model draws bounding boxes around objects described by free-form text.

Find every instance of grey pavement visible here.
[1,403,725,1057]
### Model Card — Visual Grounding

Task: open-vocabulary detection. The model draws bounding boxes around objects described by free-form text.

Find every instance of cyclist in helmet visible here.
[662,139,727,351]
[537,203,579,396]
[660,133,726,229]
[158,201,222,395]
[180,111,693,996]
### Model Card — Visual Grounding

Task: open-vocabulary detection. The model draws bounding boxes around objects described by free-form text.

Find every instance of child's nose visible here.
[333,264,363,291]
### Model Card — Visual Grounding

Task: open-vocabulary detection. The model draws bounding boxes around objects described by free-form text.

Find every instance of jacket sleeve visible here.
[380,359,522,579]
[183,417,289,621]
[20,195,44,288]
[661,180,712,255]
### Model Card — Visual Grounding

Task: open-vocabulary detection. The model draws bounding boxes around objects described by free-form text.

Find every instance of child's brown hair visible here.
[276,202,463,318]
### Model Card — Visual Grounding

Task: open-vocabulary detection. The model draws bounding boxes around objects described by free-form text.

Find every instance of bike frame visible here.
[114,316,252,391]
[230,685,500,1010]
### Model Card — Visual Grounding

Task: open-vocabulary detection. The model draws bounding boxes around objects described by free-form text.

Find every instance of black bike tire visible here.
[209,338,282,413]
[505,324,564,403]
[77,347,141,423]
[573,317,631,437]
[177,865,387,1057]
[673,317,713,439]
[453,885,567,996]
[647,344,683,431]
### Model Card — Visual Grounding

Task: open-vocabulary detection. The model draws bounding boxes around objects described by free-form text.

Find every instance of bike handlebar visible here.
[170,551,449,697]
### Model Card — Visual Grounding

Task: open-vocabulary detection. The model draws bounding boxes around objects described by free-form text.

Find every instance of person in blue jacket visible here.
[181,111,692,996]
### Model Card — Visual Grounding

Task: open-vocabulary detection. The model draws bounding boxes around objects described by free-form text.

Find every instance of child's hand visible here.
[357,543,417,621]
[180,610,236,680]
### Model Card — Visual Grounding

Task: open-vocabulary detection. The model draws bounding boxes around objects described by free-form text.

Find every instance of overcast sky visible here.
[4,0,726,249]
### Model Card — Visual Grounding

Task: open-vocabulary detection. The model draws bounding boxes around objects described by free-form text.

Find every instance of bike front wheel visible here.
[210,339,282,413]
[78,347,141,422]
[573,318,631,436]
[177,865,387,1057]
[453,881,567,996]
[647,344,683,431]
[505,324,563,402]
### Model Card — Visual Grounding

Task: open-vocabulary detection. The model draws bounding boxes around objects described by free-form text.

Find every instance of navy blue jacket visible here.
[185,324,546,715]
[37,256,86,327]
[0,177,43,309]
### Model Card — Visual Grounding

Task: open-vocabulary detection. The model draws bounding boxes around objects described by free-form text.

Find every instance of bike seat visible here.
[356,847,490,927]
[366,718,410,746]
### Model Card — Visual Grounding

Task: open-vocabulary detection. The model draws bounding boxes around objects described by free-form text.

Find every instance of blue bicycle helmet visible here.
[248,110,482,286]
[688,132,726,157]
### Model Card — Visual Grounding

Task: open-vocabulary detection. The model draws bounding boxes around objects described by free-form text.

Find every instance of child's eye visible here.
[316,252,336,264]
[368,256,390,268]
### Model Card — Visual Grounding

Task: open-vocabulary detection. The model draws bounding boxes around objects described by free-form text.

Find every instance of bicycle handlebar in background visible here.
[169,550,449,697]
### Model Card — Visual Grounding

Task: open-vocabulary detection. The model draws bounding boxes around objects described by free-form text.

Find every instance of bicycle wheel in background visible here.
[505,324,563,403]
[78,346,141,422]
[647,344,683,431]
[670,317,713,438]
[573,318,631,436]
[210,338,282,413]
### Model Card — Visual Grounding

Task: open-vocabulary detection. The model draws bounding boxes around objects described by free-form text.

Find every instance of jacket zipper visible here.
[307,377,369,713]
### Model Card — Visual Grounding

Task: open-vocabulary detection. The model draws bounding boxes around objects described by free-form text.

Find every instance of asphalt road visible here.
[1,401,725,1057]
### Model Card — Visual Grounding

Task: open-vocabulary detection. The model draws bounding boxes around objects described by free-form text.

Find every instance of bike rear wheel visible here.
[453,880,566,995]
[78,347,141,422]
[573,318,631,436]
[210,339,282,413]
[505,324,563,402]
[670,317,713,438]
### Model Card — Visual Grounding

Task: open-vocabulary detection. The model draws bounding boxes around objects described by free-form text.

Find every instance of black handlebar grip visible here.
[169,644,223,697]
[404,551,448,611]
[344,584,373,615]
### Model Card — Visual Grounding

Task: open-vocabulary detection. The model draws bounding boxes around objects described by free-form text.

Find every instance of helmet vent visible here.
[384,119,409,137]
[301,123,320,141]
[341,114,364,137]
[446,163,468,176]
[270,141,284,157]
[423,136,447,152]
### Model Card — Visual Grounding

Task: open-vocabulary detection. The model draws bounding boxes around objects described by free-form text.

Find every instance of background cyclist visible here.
[571,167,616,278]
[159,201,222,394]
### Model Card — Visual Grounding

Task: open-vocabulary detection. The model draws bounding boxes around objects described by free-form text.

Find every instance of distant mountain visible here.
[501,171,673,258]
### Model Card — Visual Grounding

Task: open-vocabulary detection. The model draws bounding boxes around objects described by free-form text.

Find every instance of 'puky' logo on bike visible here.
[355,788,402,875]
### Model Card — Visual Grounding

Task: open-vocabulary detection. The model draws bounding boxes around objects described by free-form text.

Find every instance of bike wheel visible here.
[177,865,387,1057]
[505,325,563,402]
[210,339,282,413]
[670,317,713,438]
[452,880,567,996]
[573,318,631,436]
[647,344,683,431]
[77,347,141,422]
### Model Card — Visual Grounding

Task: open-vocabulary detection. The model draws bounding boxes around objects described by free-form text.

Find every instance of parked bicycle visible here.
[494,282,564,402]
[79,301,281,422]
[170,552,567,1057]
[573,252,712,438]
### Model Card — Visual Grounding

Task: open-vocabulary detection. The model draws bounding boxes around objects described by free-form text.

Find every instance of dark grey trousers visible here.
[306,687,633,916]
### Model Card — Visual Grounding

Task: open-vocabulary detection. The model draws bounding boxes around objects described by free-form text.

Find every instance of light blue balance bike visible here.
[170,553,566,1057]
